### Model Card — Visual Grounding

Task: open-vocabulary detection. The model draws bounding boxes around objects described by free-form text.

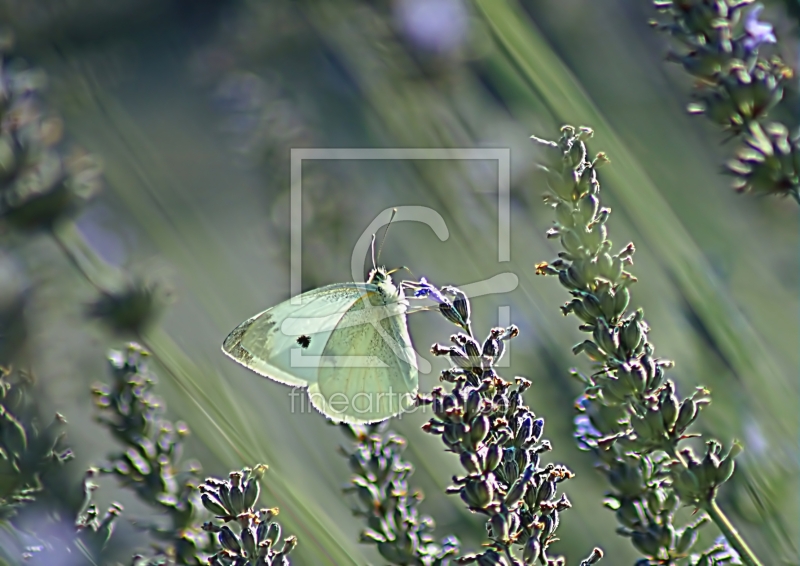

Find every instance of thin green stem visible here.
[630,331,764,561]
[702,499,764,566]
[502,545,515,564]
[663,445,763,565]
[49,226,110,295]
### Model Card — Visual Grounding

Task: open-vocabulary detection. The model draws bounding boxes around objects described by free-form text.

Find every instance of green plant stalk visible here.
[703,499,763,566]
[50,225,116,294]
[665,445,763,566]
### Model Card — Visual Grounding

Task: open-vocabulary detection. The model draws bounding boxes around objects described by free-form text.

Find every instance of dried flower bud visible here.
[201,493,229,517]
[443,285,471,329]
[460,451,481,476]
[218,525,241,554]
[483,444,502,473]
[242,476,260,510]
[462,478,495,509]
[469,415,490,448]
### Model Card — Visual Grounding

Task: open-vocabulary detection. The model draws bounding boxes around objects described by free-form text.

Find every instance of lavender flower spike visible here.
[743,4,777,51]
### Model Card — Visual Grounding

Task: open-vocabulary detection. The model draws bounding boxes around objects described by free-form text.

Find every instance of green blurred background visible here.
[1,0,798,563]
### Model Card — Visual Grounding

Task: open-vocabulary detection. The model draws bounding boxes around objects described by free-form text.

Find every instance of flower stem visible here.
[702,498,763,566]
[665,445,763,565]
[50,226,109,295]
[50,224,124,296]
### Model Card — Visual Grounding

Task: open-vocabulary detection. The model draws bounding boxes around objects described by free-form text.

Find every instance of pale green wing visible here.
[307,293,418,424]
[221,283,373,387]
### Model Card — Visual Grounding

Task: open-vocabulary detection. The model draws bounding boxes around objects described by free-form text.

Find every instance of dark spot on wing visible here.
[297,334,311,348]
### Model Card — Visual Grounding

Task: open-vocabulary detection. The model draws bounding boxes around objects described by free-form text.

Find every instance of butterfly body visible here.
[222,268,418,423]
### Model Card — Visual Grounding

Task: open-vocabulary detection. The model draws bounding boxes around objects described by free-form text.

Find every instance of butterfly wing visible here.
[307,291,418,424]
[221,284,369,387]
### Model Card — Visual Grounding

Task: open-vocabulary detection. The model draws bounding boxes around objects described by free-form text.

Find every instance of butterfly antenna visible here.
[376,208,397,265]
[370,233,378,270]
[407,304,437,315]
[388,266,415,278]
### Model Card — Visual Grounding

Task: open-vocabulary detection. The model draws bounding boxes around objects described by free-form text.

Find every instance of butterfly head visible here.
[366,266,404,303]
[367,266,390,285]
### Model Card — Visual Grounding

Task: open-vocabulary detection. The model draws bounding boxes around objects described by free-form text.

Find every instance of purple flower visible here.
[394,0,469,54]
[575,394,591,411]
[574,415,603,451]
[411,277,449,304]
[743,417,769,458]
[573,395,603,451]
[743,4,777,52]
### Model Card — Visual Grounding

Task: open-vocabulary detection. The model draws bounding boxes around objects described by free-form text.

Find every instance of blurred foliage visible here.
[0,367,72,521]
[0,340,295,565]
[93,343,215,565]
[0,362,135,564]
[0,30,102,232]
[0,0,794,565]
[651,0,797,200]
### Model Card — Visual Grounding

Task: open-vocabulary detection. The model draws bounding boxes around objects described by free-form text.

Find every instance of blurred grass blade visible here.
[474,0,796,442]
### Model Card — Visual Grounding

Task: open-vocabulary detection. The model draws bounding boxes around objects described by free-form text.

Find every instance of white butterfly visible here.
[221,267,419,424]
